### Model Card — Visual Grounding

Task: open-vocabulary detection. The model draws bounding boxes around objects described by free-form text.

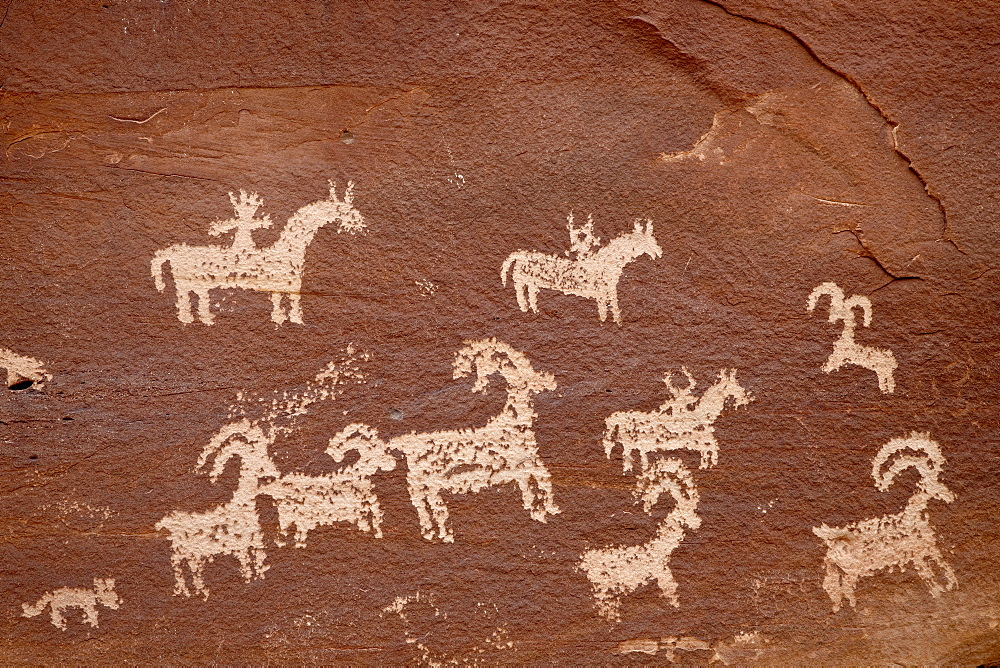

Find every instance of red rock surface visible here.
[1,0,998,663]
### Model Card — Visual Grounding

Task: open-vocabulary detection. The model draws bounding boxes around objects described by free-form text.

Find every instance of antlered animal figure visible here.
[501,216,662,324]
[602,368,752,473]
[151,181,366,325]
[813,432,957,612]
[22,578,120,630]
[385,339,559,542]
[259,423,398,545]
[807,281,897,393]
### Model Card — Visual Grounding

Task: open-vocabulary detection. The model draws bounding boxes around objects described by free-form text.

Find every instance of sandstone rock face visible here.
[2,0,998,663]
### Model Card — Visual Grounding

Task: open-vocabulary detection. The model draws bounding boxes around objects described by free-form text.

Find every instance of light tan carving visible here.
[155,419,279,598]
[603,368,753,473]
[385,339,559,542]
[808,282,897,393]
[579,458,701,621]
[258,423,397,545]
[156,349,369,598]
[582,368,751,621]
[151,182,366,325]
[22,578,120,630]
[501,216,662,324]
[813,432,957,612]
[0,348,50,388]
[384,592,513,666]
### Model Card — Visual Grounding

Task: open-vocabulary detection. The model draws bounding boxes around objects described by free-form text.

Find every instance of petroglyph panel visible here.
[2,0,998,663]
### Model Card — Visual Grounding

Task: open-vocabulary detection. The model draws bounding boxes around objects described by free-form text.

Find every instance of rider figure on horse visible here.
[209,190,273,252]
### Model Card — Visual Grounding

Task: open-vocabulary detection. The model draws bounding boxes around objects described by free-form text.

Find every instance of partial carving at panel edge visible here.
[22,578,120,631]
[0,348,50,389]
[501,213,662,324]
[580,369,752,621]
[151,181,366,326]
[808,282,897,393]
[813,432,956,612]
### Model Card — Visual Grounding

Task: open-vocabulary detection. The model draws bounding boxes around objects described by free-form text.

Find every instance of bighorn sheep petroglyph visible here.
[582,367,750,620]
[22,578,120,630]
[501,215,662,324]
[0,348,50,389]
[807,281,897,393]
[382,339,559,542]
[258,423,398,545]
[602,368,753,473]
[579,458,702,621]
[152,182,366,325]
[157,350,367,597]
[156,420,279,598]
[813,432,956,612]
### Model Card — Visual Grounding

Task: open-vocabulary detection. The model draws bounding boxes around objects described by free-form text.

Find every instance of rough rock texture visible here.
[1,0,998,663]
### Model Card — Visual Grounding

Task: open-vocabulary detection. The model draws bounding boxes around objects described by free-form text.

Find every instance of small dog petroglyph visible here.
[22,578,120,630]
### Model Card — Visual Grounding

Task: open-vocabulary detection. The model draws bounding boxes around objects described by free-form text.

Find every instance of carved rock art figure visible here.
[384,339,560,542]
[0,348,50,389]
[813,432,957,612]
[151,181,366,325]
[579,458,701,621]
[603,368,753,473]
[807,281,897,393]
[258,423,398,545]
[155,419,279,599]
[501,215,662,324]
[582,368,751,621]
[22,578,120,630]
[156,350,369,598]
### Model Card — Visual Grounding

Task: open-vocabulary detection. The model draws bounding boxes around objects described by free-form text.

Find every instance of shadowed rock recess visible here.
[1,0,998,663]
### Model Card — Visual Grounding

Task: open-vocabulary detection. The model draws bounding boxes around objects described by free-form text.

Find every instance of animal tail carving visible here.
[500,253,520,287]
[151,251,168,292]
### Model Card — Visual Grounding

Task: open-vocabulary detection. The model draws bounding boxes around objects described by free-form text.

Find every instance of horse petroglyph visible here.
[151,181,366,325]
[581,368,752,621]
[501,213,662,324]
[602,368,753,474]
[808,282,897,393]
[22,578,120,630]
[813,432,957,612]
[156,348,376,598]
[0,348,50,389]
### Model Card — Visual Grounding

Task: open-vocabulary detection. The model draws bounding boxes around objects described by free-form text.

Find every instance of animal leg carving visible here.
[270,293,287,325]
[195,290,214,325]
[288,293,303,324]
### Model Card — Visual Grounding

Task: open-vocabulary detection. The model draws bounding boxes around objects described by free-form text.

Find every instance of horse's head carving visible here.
[628,218,662,260]
[325,180,366,234]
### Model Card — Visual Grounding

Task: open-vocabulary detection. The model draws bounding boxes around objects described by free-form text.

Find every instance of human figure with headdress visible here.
[209,190,273,252]
[565,211,601,259]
